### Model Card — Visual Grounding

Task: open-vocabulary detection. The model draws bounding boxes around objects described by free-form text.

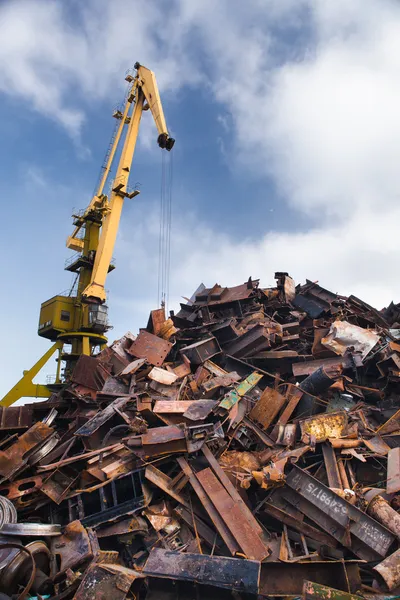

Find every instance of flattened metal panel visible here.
[292,294,326,318]
[71,355,111,390]
[249,387,285,429]
[364,435,390,455]
[153,400,194,414]
[128,330,172,367]
[299,412,348,442]
[183,400,218,420]
[143,548,260,594]
[142,425,185,445]
[202,372,241,392]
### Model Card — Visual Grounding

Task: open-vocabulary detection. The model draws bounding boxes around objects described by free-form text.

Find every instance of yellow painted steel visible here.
[66,87,132,252]
[0,63,174,407]
[83,63,174,303]
[0,342,62,407]
[137,65,169,138]
[38,295,76,341]
[83,88,144,302]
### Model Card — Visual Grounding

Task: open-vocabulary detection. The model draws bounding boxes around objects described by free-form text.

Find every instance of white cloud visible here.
[0,0,201,138]
[184,0,400,224]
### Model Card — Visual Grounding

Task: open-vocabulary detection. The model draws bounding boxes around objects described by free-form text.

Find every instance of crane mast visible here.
[1,63,174,407]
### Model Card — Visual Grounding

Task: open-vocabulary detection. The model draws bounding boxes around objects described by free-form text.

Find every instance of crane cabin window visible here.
[60,310,71,322]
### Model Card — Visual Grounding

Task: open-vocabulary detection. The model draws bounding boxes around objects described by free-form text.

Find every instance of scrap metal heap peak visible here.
[2,272,400,598]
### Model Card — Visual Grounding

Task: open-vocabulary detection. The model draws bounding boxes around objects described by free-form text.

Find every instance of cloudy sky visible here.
[1,0,400,399]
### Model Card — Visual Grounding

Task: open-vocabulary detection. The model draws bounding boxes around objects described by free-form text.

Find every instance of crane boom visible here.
[83,63,174,303]
[66,96,131,253]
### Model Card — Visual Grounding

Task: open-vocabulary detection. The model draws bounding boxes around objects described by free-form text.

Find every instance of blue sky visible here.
[2,0,400,398]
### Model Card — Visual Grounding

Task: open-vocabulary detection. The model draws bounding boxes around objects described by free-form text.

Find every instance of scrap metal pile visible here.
[2,272,400,599]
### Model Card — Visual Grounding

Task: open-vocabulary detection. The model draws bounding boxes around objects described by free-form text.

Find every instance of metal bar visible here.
[145,464,190,509]
[271,388,303,439]
[195,467,270,561]
[202,445,267,540]
[176,457,240,556]
[322,443,342,489]
[337,459,350,489]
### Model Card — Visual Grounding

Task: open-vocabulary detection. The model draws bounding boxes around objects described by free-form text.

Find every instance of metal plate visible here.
[249,386,285,429]
[299,411,348,442]
[71,354,111,390]
[127,330,172,367]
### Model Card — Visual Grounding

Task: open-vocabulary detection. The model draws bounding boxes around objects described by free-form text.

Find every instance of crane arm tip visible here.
[158,133,175,151]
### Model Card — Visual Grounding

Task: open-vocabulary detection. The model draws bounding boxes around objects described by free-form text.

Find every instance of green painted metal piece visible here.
[302,581,363,600]
[218,371,263,411]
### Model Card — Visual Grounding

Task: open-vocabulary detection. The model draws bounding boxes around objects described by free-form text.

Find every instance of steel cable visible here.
[158,150,173,311]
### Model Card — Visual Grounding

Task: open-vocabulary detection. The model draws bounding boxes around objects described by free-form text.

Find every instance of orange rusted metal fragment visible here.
[249,386,286,430]
[0,421,54,480]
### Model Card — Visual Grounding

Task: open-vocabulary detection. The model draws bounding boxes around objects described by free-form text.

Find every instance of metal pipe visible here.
[373,547,400,591]
[366,494,400,540]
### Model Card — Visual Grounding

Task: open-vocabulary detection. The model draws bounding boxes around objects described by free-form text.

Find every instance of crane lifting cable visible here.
[158,148,173,311]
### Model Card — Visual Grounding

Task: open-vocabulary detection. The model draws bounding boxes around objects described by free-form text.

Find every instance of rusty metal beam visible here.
[143,548,260,594]
[196,467,270,561]
[322,443,343,490]
[285,465,395,561]
[177,456,240,556]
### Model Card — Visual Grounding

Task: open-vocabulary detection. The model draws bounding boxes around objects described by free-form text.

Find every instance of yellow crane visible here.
[1,63,174,407]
